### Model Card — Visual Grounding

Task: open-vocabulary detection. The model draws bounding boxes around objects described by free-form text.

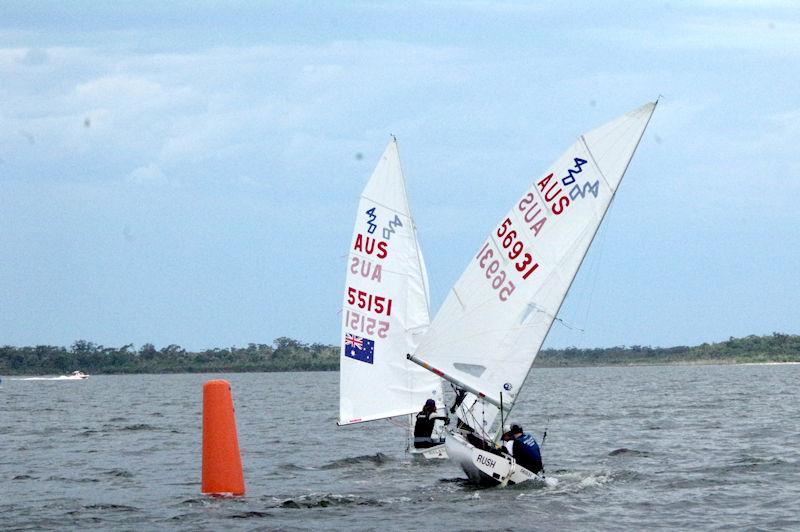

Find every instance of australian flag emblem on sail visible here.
[344,333,375,364]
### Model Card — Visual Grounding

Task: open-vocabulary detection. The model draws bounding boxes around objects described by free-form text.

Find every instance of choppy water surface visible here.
[1,364,798,530]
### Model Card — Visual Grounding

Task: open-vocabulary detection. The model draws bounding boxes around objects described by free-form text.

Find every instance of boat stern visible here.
[445,432,513,486]
[410,443,448,460]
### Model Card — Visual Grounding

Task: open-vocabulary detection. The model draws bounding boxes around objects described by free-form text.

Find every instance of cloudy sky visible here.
[1,1,797,350]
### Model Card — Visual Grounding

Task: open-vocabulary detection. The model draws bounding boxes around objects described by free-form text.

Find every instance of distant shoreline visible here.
[538,359,800,369]
[4,360,800,378]
[737,361,800,366]
[4,361,800,378]
[2,333,798,376]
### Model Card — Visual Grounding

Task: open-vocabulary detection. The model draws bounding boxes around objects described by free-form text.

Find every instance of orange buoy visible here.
[201,379,245,496]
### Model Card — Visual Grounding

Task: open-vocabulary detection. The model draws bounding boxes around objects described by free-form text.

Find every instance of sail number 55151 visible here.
[346,287,393,316]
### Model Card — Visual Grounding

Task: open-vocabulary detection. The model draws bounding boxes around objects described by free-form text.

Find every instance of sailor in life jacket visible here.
[501,423,544,474]
[413,399,449,448]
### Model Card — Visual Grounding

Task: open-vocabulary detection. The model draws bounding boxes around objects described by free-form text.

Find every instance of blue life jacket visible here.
[512,432,543,473]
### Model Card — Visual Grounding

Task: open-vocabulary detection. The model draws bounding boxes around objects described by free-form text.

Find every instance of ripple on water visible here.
[78,503,140,512]
[228,510,272,519]
[608,448,652,457]
[46,475,100,483]
[319,453,392,470]
[270,492,390,509]
[118,423,159,431]
[102,468,134,478]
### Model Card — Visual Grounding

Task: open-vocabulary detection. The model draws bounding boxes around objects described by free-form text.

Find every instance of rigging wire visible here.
[540,416,551,451]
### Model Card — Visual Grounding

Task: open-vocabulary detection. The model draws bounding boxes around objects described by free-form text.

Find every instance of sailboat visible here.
[338,138,447,459]
[408,101,658,485]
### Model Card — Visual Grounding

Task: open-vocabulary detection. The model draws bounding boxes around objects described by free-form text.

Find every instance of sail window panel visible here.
[453,363,487,378]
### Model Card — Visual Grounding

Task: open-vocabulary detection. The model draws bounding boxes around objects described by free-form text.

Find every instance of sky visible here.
[1,1,798,351]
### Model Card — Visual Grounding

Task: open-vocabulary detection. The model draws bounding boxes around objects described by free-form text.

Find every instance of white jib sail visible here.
[339,139,444,425]
[414,102,657,433]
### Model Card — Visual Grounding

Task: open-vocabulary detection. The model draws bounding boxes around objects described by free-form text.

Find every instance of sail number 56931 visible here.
[496,218,540,280]
[475,218,540,302]
[476,243,516,301]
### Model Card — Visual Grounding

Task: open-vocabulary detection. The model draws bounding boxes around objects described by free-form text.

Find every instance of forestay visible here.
[339,139,443,425]
[413,102,657,433]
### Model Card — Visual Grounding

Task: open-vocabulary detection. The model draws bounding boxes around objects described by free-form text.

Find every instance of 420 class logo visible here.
[518,156,602,240]
[537,157,600,216]
[365,207,404,240]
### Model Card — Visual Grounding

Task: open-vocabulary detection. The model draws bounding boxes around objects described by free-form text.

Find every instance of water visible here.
[1,364,798,530]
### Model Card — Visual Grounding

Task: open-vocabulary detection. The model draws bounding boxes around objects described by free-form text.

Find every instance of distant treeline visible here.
[536,332,800,367]
[1,333,798,375]
[0,337,338,375]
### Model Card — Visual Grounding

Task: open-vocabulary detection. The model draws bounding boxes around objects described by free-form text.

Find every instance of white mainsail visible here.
[412,102,657,434]
[339,139,443,425]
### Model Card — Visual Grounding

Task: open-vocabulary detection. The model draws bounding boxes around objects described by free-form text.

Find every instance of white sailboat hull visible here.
[445,432,543,487]
[409,443,448,460]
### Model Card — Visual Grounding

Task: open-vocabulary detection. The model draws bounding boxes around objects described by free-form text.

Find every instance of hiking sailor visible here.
[413,399,449,448]
[501,423,544,474]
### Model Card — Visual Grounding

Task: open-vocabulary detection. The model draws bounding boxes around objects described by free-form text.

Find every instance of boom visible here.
[406,353,501,408]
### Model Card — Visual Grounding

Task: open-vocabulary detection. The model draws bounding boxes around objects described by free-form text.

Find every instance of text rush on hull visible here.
[445,432,543,486]
[410,101,658,486]
[338,138,447,459]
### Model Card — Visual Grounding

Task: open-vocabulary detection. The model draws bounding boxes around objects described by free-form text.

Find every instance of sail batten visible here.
[414,102,657,431]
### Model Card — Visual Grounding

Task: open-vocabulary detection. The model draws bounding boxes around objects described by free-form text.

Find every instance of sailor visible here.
[413,399,449,448]
[501,423,544,474]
